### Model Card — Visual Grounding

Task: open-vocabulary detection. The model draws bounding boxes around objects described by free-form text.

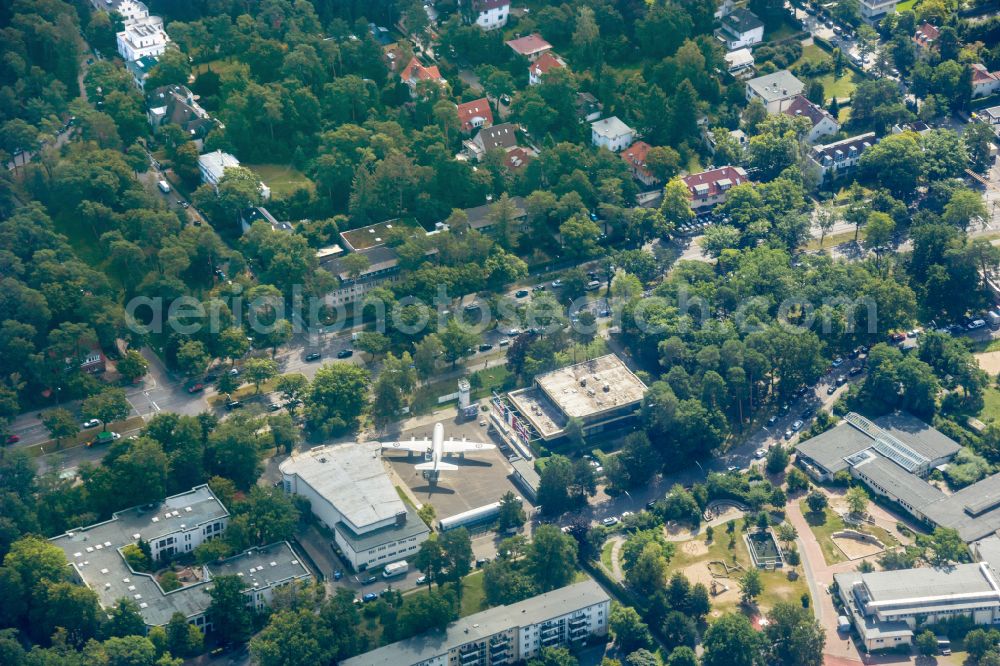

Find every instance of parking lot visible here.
[383,418,526,520]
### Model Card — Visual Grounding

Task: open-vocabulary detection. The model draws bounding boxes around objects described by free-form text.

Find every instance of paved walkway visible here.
[609,536,625,582]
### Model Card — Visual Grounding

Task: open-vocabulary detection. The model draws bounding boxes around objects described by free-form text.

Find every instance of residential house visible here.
[860,0,896,23]
[368,23,393,46]
[782,95,840,143]
[456,97,494,133]
[913,22,939,50]
[974,105,1000,130]
[621,141,658,187]
[714,0,735,19]
[505,34,553,61]
[117,15,169,61]
[341,580,611,666]
[399,57,446,95]
[445,196,529,234]
[591,116,634,152]
[125,55,159,90]
[576,92,603,122]
[745,70,805,113]
[725,48,755,77]
[80,348,107,374]
[972,64,1000,98]
[528,52,567,85]
[108,0,150,24]
[465,0,510,30]
[147,85,215,146]
[715,8,765,51]
[503,146,537,171]
[240,206,292,234]
[198,150,270,200]
[49,485,311,631]
[891,121,932,136]
[280,443,430,570]
[324,246,403,306]
[683,166,748,210]
[807,132,876,184]
[464,122,520,160]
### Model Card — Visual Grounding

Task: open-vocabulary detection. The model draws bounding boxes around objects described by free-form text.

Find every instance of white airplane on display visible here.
[381,422,495,480]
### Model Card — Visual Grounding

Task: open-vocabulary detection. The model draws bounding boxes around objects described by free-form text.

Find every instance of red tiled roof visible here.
[782,95,834,129]
[530,52,566,78]
[621,141,653,179]
[401,57,442,84]
[682,166,748,199]
[503,147,534,170]
[506,33,552,56]
[456,98,494,132]
[913,22,939,47]
[972,63,999,85]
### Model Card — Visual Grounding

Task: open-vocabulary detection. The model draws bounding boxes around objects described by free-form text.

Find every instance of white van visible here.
[157,180,171,194]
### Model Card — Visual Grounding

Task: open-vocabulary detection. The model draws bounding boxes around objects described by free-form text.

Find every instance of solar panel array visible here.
[845,412,929,473]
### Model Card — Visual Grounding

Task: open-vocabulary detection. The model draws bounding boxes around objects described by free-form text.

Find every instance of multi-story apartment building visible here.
[49,485,311,631]
[860,0,896,23]
[745,70,805,113]
[117,15,169,61]
[341,580,611,665]
[682,166,749,210]
[807,132,877,184]
[466,0,510,30]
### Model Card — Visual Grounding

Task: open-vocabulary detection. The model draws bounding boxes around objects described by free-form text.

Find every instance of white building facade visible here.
[591,116,634,152]
[117,16,169,61]
[468,0,510,30]
[860,0,896,23]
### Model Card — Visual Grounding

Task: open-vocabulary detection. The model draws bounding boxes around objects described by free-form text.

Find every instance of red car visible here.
[5,434,20,445]
[187,383,205,394]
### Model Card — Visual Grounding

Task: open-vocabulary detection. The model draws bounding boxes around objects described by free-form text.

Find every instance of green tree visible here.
[165,611,204,657]
[659,178,694,237]
[303,364,370,436]
[207,575,252,645]
[928,526,966,565]
[81,388,130,431]
[243,357,278,393]
[766,601,825,666]
[702,613,764,666]
[915,629,938,656]
[497,491,526,532]
[42,408,80,447]
[609,604,653,653]
[528,646,578,666]
[666,646,699,666]
[528,525,578,591]
[175,340,210,378]
[845,486,869,516]
[276,374,308,402]
[438,319,480,369]
[106,598,147,638]
[805,491,828,514]
[740,567,762,605]
[765,445,789,474]
[117,350,149,383]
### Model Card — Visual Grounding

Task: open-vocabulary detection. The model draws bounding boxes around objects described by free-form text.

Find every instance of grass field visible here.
[601,539,615,574]
[765,22,800,42]
[895,0,918,12]
[245,163,315,198]
[666,520,811,616]
[817,69,861,102]
[794,43,831,68]
[979,387,1000,424]
[194,59,240,78]
[800,501,898,566]
[803,229,856,251]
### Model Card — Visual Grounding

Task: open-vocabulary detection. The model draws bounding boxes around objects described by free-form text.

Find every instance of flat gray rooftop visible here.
[854,456,946,509]
[508,386,566,438]
[341,579,610,666]
[862,562,998,604]
[280,442,405,532]
[534,355,646,418]
[335,503,429,553]
[209,542,311,590]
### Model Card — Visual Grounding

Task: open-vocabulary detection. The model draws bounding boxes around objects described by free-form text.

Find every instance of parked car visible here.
[187,383,205,394]
[968,319,987,330]
[225,400,243,411]
[831,357,844,367]
[533,284,545,292]
[337,349,354,359]
[82,419,100,429]
[361,575,378,585]
[229,367,240,376]
[754,448,766,459]
[333,570,343,581]
[362,592,378,602]
[415,575,427,585]
[848,366,863,376]
[499,339,511,347]
[551,280,563,288]
[305,352,321,362]
[784,429,794,440]
[478,343,493,352]
[792,419,804,431]
[5,434,20,445]
[601,516,619,526]
[767,415,778,426]
[827,385,837,395]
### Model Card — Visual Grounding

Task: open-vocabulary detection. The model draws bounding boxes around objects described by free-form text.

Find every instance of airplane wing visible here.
[381,439,431,453]
[440,439,495,454]
[416,461,458,471]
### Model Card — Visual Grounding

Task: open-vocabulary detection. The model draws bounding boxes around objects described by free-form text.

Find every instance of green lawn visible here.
[403,570,487,618]
[765,22,800,43]
[895,0,918,12]
[978,387,1000,424]
[803,229,856,251]
[794,43,830,68]
[817,70,861,103]
[601,539,615,574]
[194,58,240,78]
[799,500,899,566]
[244,163,315,199]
